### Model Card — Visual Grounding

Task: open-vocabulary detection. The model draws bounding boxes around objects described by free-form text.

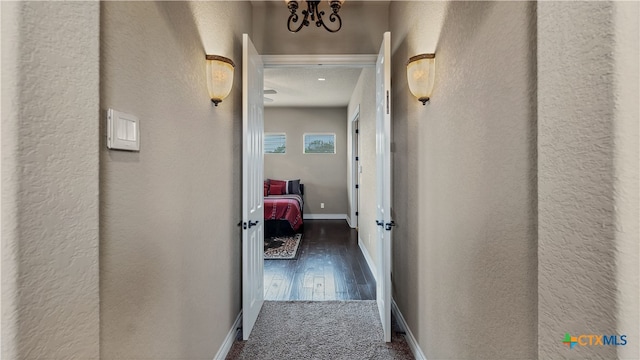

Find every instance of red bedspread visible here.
[264,194,303,231]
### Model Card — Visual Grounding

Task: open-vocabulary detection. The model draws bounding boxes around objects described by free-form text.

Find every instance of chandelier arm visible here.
[318,11,341,33]
[287,13,304,32]
[288,7,310,33]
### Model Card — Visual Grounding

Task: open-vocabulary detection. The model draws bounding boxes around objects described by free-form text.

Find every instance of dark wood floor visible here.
[264,220,376,301]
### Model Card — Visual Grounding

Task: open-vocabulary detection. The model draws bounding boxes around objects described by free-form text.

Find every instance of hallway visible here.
[264,220,376,301]
[3,1,638,359]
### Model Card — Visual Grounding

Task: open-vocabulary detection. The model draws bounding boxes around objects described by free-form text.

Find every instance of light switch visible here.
[107,109,140,151]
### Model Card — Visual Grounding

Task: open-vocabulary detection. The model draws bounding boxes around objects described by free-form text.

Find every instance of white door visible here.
[242,33,265,340]
[375,31,393,343]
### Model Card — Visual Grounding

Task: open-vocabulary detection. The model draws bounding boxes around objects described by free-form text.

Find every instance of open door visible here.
[242,33,265,340]
[375,31,393,343]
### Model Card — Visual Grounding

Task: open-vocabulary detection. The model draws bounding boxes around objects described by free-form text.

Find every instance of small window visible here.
[303,133,336,154]
[264,133,286,154]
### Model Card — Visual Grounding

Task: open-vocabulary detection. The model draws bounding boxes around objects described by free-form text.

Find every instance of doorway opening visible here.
[242,36,395,341]
[261,58,376,302]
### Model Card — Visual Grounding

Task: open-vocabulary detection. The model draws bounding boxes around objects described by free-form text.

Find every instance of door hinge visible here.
[355,156,359,161]
[355,129,359,134]
[355,184,359,189]
[385,221,396,231]
[386,90,390,114]
[355,212,359,216]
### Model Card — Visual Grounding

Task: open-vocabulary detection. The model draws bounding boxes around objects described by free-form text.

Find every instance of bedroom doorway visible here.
[260,55,376,303]
[243,39,395,341]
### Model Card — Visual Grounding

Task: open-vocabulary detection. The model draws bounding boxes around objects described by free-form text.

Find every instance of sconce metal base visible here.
[419,97,430,105]
[212,99,222,107]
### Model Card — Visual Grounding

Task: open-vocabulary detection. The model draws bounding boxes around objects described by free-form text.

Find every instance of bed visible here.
[264,179,304,238]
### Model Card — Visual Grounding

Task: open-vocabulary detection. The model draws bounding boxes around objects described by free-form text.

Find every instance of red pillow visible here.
[270,183,285,195]
[269,179,286,195]
[269,179,285,188]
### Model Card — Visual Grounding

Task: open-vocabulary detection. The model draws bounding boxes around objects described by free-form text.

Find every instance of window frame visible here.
[303,132,337,154]
[264,132,287,154]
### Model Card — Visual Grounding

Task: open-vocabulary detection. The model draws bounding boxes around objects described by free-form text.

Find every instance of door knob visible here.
[248,220,260,228]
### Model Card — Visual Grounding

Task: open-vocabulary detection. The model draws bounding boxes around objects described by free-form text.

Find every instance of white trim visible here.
[349,106,360,229]
[350,105,361,122]
[303,213,348,220]
[213,311,242,360]
[358,236,377,281]
[391,299,427,360]
[263,54,377,68]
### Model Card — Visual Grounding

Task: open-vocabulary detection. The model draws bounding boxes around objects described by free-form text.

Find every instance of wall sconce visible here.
[406,53,435,105]
[206,55,235,106]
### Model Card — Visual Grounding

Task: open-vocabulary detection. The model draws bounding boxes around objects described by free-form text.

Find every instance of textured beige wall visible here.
[538,2,639,359]
[252,1,389,55]
[390,2,537,359]
[100,2,251,358]
[347,68,378,268]
[264,107,348,215]
[1,3,19,357]
[1,2,100,358]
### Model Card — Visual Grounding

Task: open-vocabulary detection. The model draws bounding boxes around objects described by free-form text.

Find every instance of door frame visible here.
[348,106,360,229]
[253,53,393,332]
[262,54,377,68]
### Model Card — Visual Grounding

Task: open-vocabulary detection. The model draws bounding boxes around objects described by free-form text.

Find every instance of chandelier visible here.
[286,1,344,33]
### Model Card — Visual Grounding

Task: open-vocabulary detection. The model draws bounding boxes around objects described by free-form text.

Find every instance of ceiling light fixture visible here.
[407,53,435,105]
[318,77,326,81]
[206,55,235,106]
[286,0,344,33]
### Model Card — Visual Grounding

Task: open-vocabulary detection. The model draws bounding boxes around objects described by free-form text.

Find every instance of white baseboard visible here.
[303,213,348,220]
[213,310,242,360]
[346,214,358,228]
[358,236,377,281]
[357,239,423,359]
[391,299,427,360]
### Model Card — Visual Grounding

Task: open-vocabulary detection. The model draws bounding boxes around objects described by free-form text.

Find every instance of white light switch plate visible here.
[107,108,140,151]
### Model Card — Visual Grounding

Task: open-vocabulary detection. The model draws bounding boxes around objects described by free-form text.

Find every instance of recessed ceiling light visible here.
[318,77,326,81]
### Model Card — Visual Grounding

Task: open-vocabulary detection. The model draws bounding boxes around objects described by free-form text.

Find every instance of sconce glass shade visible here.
[206,55,235,106]
[406,53,435,105]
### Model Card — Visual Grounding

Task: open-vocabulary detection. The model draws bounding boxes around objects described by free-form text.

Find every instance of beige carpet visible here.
[226,300,414,360]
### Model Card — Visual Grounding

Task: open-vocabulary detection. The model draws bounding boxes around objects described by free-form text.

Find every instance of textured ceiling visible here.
[264,67,363,107]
